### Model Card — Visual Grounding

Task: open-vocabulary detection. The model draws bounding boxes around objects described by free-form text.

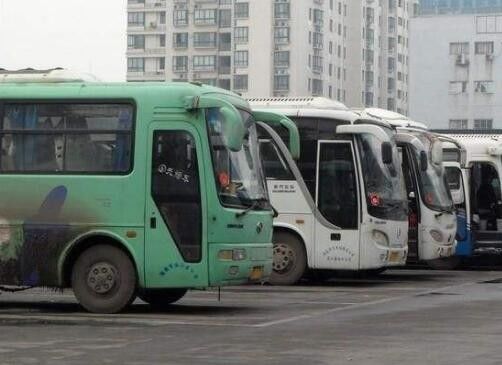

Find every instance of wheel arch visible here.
[58,230,143,288]
[272,223,312,268]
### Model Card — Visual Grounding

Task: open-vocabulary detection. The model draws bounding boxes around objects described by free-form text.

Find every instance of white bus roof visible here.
[248,97,349,111]
[355,108,429,130]
[440,133,502,158]
[0,68,99,83]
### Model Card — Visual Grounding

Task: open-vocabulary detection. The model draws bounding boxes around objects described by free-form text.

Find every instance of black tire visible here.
[71,245,137,314]
[138,288,188,308]
[426,256,462,270]
[270,231,307,285]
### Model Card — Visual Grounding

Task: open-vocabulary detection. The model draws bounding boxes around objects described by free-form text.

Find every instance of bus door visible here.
[469,161,502,251]
[445,164,470,255]
[314,140,360,270]
[400,145,420,262]
[145,122,208,288]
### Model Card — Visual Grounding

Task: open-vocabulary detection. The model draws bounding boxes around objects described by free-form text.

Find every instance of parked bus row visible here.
[0,69,498,313]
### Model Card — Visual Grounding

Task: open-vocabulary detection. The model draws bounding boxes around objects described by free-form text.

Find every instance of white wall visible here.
[409,14,502,129]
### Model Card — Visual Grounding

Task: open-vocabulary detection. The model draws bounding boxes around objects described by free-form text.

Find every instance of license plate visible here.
[388,251,401,262]
[250,266,264,280]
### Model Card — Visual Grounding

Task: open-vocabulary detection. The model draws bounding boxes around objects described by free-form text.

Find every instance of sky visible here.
[0,0,127,81]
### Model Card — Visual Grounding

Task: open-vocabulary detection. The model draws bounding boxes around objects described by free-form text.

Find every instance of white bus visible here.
[360,109,457,268]
[441,132,502,267]
[250,98,408,284]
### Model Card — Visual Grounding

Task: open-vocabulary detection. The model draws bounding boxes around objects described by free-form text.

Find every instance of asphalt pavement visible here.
[1,269,502,365]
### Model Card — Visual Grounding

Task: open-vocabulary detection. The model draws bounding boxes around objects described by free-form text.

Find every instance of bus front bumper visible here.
[208,243,273,286]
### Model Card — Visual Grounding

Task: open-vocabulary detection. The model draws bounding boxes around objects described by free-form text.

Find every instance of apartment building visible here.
[126,0,415,112]
[409,1,502,129]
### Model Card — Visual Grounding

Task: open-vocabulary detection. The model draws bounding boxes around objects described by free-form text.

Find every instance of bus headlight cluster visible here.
[430,229,444,243]
[218,249,247,261]
[372,230,389,247]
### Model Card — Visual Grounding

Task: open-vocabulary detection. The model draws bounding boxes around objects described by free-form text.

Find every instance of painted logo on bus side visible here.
[322,245,355,263]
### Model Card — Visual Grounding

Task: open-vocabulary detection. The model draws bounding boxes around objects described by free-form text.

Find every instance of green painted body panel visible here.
[0,82,273,289]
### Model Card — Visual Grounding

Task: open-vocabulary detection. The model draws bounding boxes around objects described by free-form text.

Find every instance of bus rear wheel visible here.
[71,245,137,314]
[139,289,188,308]
[270,231,306,285]
[426,256,462,270]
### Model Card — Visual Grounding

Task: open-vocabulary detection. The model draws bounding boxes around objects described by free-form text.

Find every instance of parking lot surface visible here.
[1,269,502,364]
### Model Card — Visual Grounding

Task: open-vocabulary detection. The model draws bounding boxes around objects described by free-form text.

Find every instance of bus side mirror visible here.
[382,142,393,164]
[420,151,428,171]
[219,106,246,152]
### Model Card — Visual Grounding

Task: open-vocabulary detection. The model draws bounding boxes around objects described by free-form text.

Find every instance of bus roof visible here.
[356,108,429,130]
[247,97,349,111]
[0,81,250,111]
[0,68,100,83]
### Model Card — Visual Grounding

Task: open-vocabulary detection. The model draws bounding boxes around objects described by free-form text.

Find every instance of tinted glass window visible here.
[152,130,201,262]
[1,103,133,173]
[318,142,358,229]
[259,140,294,180]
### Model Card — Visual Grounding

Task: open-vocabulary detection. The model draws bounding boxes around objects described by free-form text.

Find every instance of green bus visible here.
[0,78,276,313]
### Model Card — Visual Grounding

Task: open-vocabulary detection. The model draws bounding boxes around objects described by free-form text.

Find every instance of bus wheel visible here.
[71,245,137,314]
[138,289,188,308]
[426,256,462,270]
[270,231,306,285]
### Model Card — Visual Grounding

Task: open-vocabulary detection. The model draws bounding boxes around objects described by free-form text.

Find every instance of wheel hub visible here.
[87,262,118,294]
[272,243,295,272]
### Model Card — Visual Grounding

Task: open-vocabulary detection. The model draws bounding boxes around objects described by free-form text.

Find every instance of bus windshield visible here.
[357,131,408,221]
[206,108,268,208]
[414,133,453,212]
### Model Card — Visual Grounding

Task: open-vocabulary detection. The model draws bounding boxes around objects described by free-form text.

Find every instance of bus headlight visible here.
[430,229,444,243]
[218,249,247,261]
[372,230,389,247]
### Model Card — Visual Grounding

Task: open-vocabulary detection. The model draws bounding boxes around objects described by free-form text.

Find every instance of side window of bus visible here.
[259,140,294,180]
[0,103,133,173]
[151,130,202,263]
[318,142,358,229]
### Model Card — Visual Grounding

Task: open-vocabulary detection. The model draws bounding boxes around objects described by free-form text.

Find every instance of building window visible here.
[193,55,216,71]
[274,3,290,18]
[474,81,494,93]
[274,75,289,91]
[234,2,249,18]
[475,41,494,54]
[449,119,468,129]
[219,9,232,27]
[193,32,217,48]
[159,12,166,25]
[173,33,188,48]
[313,32,323,49]
[274,27,290,44]
[234,51,249,67]
[274,51,290,67]
[159,34,166,47]
[476,15,502,34]
[234,26,249,43]
[312,79,323,96]
[219,32,232,51]
[474,119,493,130]
[218,79,231,90]
[128,12,145,26]
[449,81,468,94]
[233,75,248,91]
[173,10,188,26]
[173,56,188,72]
[127,57,144,72]
[127,35,145,49]
[1,103,134,173]
[449,42,469,55]
[157,57,165,70]
[194,9,217,25]
[313,9,323,25]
